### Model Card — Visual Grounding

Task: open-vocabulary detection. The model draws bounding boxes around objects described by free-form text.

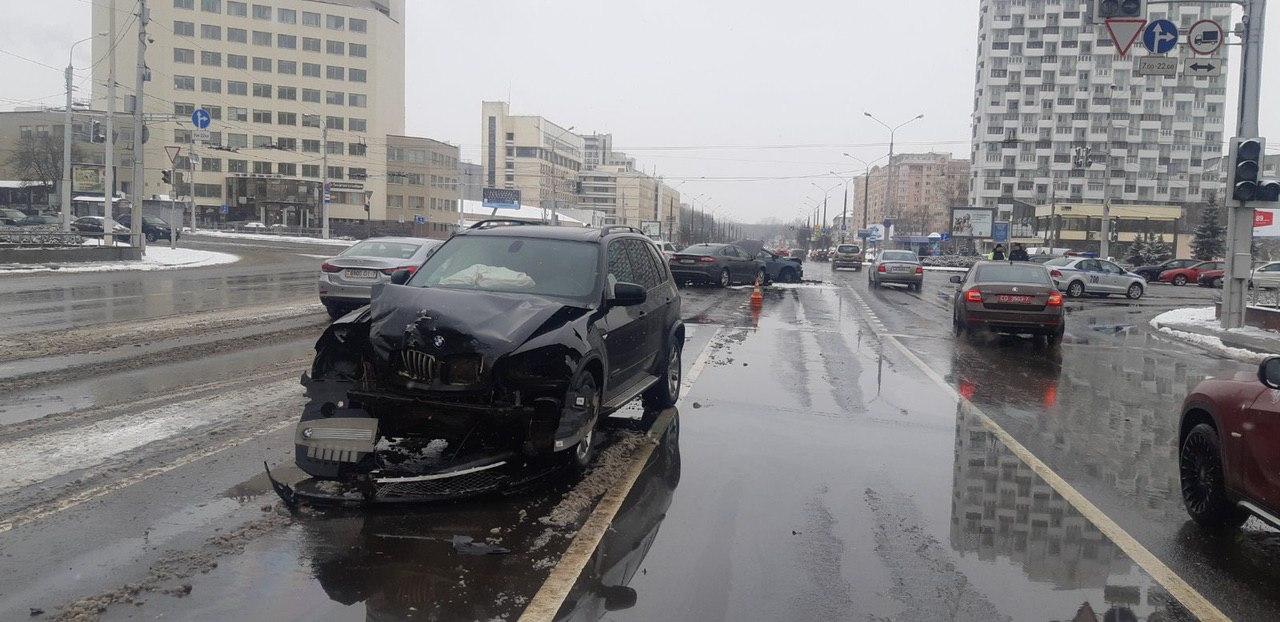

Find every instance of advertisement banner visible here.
[482,187,521,210]
[1254,209,1280,238]
[640,221,662,238]
[72,166,104,193]
[951,208,994,238]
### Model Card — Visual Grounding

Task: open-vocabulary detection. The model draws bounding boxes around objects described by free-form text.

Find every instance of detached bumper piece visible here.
[287,455,559,506]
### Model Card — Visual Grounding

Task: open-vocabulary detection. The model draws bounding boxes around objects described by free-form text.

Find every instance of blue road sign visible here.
[413,215,427,225]
[482,187,521,210]
[992,222,1010,243]
[1143,20,1179,55]
[191,109,211,129]
[940,233,951,242]
[219,203,229,215]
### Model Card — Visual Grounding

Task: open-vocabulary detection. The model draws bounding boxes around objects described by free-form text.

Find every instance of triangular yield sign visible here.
[1106,18,1147,58]
[164,145,182,164]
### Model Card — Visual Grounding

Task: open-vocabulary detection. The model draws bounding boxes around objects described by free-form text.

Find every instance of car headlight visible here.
[443,355,483,386]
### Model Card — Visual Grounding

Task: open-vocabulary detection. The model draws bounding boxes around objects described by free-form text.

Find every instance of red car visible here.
[1159,260,1223,286]
[1179,358,1280,530]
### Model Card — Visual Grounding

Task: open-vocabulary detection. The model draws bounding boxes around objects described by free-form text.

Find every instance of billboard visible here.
[1255,209,1280,238]
[482,187,521,210]
[951,208,994,238]
[640,221,662,238]
[72,166,104,193]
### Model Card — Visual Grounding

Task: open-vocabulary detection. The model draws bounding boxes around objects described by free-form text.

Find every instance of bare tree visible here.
[6,132,78,191]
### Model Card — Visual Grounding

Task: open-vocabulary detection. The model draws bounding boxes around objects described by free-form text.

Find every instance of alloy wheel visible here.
[667,347,681,398]
[1180,432,1219,515]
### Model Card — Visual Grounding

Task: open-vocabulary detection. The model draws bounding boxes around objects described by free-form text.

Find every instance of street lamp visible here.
[863,112,924,226]
[62,34,102,232]
[841,153,890,244]
[546,125,575,225]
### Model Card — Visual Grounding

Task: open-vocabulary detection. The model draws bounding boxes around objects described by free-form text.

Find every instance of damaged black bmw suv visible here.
[285,221,684,503]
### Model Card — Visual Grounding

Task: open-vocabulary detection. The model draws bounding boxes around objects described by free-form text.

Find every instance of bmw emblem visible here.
[433,335,446,348]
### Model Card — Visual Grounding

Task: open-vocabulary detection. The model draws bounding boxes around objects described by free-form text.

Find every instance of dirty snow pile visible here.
[187,229,356,247]
[1150,307,1272,363]
[0,245,239,274]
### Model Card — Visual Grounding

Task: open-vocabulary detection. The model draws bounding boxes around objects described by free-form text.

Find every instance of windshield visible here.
[837,245,860,254]
[680,244,721,255]
[880,251,917,262]
[143,217,168,226]
[409,236,599,299]
[341,240,423,260]
[973,264,1052,285]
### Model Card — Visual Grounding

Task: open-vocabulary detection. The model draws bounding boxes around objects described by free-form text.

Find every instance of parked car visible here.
[318,236,444,319]
[1250,261,1280,290]
[868,249,924,291]
[1178,357,1280,530]
[735,239,802,283]
[788,249,806,264]
[810,249,829,262]
[1158,260,1224,286]
[1043,257,1146,299]
[116,214,178,243]
[950,262,1064,344]
[71,216,131,242]
[244,221,268,230]
[669,243,761,287]
[1198,269,1226,288]
[652,240,678,259]
[0,208,28,225]
[1131,258,1199,282]
[18,215,61,227]
[831,243,863,271]
[284,222,685,503]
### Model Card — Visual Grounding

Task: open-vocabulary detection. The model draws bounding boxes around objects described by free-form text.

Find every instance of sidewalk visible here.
[1150,307,1277,363]
[0,245,239,275]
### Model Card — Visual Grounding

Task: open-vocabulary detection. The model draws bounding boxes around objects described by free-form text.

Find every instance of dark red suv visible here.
[1179,358,1280,530]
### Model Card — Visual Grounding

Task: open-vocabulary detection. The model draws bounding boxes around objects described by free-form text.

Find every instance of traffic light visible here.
[1230,138,1266,202]
[1094,0,1145,19]
[1110,218,1119,242]
[161,169,172,184]
[91,119,105,143]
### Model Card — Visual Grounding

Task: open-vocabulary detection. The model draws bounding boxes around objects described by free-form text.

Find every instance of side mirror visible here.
[389,269,413,285]
[612,282,647,307]
[1259,357,1280,390]
[601,585,638,611]
[949,275,963,284]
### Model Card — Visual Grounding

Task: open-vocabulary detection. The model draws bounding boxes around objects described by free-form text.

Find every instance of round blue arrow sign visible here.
[191,109,211,129]
[1143,19,1179,55]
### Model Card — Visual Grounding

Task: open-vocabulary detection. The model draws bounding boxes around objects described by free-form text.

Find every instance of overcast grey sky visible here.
[3,1,1279,223]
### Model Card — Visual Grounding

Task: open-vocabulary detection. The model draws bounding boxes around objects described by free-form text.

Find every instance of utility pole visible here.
[103,0,117,246]
[1223,0,1268,329]
[321,124,329,238]
[62,35,97,232]
[840,183,848,243]
[131,0,148,252]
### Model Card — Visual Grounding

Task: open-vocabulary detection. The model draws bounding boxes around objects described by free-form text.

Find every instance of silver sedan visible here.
[868,249,924,291]
[1043,257,1146,299]
[318,236,443,318]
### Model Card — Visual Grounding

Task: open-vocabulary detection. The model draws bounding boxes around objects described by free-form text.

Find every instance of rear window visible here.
[681,244,721,255]
[341,240,422,260]
[881,251,917,262]
[837,245,860,254]
[974,264,1052,285]
[1044,257,1073,267]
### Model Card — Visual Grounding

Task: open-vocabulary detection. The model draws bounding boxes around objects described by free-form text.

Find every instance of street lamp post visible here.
[863,112,924,230]
[842,153,890,247]
[545,125,575,226]
[62,35,98,232]
[811,181,840,248]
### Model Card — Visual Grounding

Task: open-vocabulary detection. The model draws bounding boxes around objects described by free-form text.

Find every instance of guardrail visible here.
[0,230,87,248]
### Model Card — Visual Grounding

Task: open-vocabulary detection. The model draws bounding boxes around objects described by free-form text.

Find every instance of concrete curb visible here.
[1151,319,1278,360]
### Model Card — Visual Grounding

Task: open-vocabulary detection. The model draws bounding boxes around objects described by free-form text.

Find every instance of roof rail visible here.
[600,225,644,237]
[468,219,533,230]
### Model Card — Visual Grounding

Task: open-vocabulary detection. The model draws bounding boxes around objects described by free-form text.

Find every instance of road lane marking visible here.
[844,284,1229,621]
[518,326,722,622]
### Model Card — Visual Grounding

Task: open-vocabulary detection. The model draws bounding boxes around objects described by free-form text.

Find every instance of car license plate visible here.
[344,269,378,280]
[997,295,1033,304]
[892,265,911,272]
[680,259,696,264]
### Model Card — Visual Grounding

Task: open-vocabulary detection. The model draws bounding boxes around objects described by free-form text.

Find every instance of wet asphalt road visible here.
[1,260,1277,621]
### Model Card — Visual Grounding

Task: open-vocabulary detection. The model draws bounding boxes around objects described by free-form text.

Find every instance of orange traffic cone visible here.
[750,274,764,310]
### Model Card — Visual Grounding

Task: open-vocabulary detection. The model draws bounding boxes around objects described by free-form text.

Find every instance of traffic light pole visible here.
[1222,0,1267,330]
[131,0,148,253]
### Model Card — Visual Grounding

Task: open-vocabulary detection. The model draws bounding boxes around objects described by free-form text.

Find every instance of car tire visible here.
[1126,283,1143,300]
[716,269,730,288]
[642,341,682,411]
[1173,275,1188,286]
[566,372,601,473]
[1045,324,1064,346]
[145,232,156,243]
[952,312,964,337]
[1066,280,1085,298]
[757,268,768,286]
[1180,423,1249,530]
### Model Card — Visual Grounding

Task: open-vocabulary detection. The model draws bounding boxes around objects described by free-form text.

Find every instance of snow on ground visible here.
[923,266,971,273]
[1151,325,1269,364]
[1150,306,1275,363]
[187,230,356,247]
[0,246,239,274]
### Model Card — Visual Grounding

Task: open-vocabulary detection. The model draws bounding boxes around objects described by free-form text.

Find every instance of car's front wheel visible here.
[1180,423,1249,530]
[1126,283,1144,300]
[566,371,601,473]
[643,341,681,411]
[1173,275,1188,286]
[716,269,730,288]
[1213,277,1224,289]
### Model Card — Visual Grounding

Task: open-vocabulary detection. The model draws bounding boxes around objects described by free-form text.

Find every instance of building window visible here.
[174,102,196,116]
[252,56,272,71]
[252,4,271,20]
[175,129,193,144]
[174,75,195,90]
[195,183,222,198]
[202,105,221,119]
[349,142,366,156]
[347,93,366,108]
[326,14,344,30]
[276,86,296,100]
[302,164,319,178]
[175,0,194,8]
[327,166,344,180]
[200,51,221,66]
[302,62,320,77]
[326,91,344,105]
[228,159,247,173]
[174,21,195,36]
[227,28,247,43]
[253,135,272,147]
[276,137,296,151]
[301,114,321,128]
[302,37,321,52]
[301,89,320,103]
[227,1,246,17]
[326,65,344,80]
[200,78,221,93]
[227,133,248,149]
[227,54,247,69]
[349,167,366,180]
[326,40,345,55]
[410,196,425,211]
[348,43,366,58]
[227,81,247,96]
[348,68,366,83]
[348,118,366,132]
[253,83,272,97]
[201,157,221,172]
[253,161,272,174]
[277,34,296,49]
[200,24,221,40]
[252,30,271,46]
[277,8,296,24]
[387,195,403,208]
[174,48,195,63]
[277,60,295,74]
[349,18,367,33]
[326,141,343,155]
[325,116,344,130]
[201,0,220,12]
[302,139,320,153]
[252,109,272,124]
[302,11,321,27]
[277,162,296,176]
[229,106,248,122]
[277,111,296,125]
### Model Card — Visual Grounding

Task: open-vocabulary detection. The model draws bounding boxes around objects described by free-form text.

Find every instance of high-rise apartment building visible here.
[480,101,583,214]
[970,1,1231,223]
[91,0,405,226]
[854,153,970,235]
[385,135,460,238]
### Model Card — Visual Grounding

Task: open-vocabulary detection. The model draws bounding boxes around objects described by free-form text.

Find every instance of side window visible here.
[1080,260,1099,272]
[1102,261,1124,274]
[627,240,662,289]
[643,241,672,284]
[606,240,636,291]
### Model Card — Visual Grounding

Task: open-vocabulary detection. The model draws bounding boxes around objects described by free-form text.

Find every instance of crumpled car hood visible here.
[367,284,585,362]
